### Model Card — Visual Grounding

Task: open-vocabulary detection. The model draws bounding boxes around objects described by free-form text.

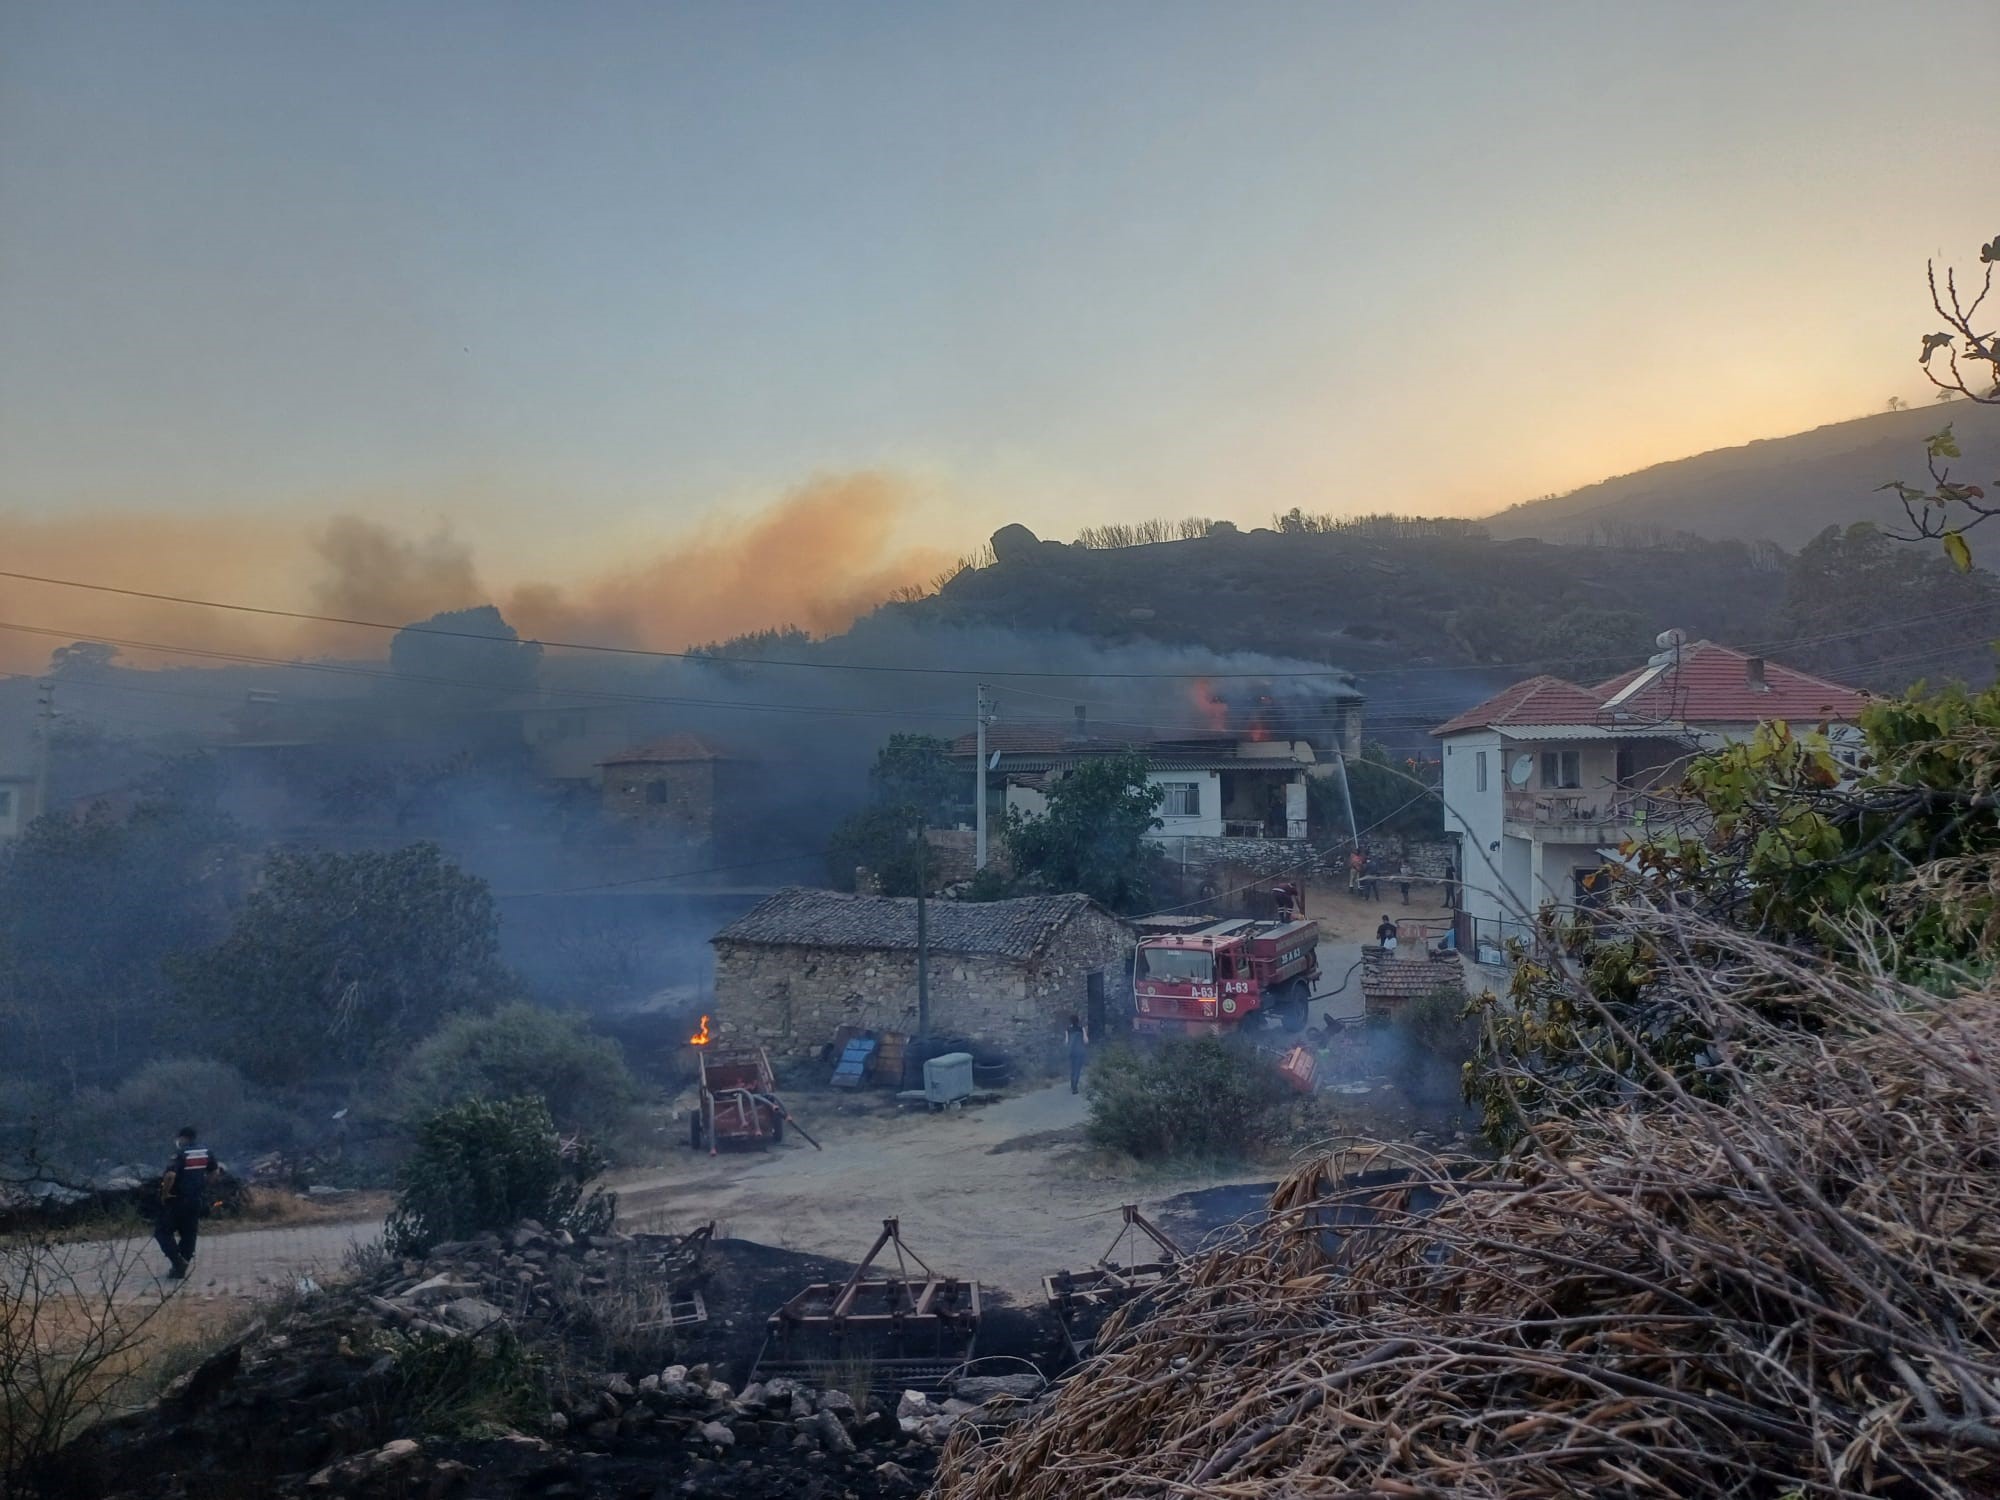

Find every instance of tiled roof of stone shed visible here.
[712,888,1118,961]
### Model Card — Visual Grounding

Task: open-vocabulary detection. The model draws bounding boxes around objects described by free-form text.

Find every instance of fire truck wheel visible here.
[771,1114,785,1145]
[1281,982,1311,1033]
[689,1111,705,1151]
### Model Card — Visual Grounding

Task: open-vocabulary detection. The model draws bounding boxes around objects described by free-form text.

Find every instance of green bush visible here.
[1085,1037,1290,1161]
[392,1003,639,1137]
[383,1095,615,1256]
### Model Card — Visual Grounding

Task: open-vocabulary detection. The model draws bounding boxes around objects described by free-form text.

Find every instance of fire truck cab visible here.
[1131,916,1320,1036]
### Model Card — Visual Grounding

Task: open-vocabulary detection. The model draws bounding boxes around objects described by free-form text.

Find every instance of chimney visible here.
[1072,704,1088,742]
[1745,656,1768,692]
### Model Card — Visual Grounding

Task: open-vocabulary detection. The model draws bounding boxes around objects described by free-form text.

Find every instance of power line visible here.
[0,569,1359,681]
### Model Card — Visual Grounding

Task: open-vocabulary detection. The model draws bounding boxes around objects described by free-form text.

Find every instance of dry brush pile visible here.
[937,929,2000,1498]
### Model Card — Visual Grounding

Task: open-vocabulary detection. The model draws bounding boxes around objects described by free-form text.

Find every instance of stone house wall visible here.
[712,906,1131,1076]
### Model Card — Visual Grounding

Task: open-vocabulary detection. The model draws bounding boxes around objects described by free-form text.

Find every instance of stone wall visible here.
[712,906,1131,1076]
[1359,835,1456,880]
[1154,835,1324,881]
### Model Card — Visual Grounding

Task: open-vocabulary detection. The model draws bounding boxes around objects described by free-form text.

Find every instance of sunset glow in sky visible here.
[4,0,1998,628]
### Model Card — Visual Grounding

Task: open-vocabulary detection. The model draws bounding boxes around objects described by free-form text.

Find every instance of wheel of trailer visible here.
[689,1110,705,1151]
[1282,980,1311,1033]
[771,1113,785,1145]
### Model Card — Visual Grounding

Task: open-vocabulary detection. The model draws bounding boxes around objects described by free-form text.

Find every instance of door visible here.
[1285,781,1308,839]
[1086,970,1107,1034]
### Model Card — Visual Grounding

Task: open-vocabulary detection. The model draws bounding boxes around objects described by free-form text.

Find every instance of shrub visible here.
[383,1096,615,1256]
[1085,1037,1290,1161]
[384,1327,546,1437]
[392,1004,639,1137]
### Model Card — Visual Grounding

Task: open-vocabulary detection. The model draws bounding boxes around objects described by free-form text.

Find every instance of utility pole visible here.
[33,677,54,826]
[915,812,930,1039]
[974,683,993,870]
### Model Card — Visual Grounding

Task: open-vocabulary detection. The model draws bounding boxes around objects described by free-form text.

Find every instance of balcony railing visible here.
[1503,789,1679,829]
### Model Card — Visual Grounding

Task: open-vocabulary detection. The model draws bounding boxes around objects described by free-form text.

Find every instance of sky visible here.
[3,0,1998,643]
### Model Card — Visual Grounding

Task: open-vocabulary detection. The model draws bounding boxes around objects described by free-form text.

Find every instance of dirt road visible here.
[612,1080,1278,1301]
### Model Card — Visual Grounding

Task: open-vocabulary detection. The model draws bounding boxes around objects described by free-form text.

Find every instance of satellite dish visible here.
[1508,753,1535,787]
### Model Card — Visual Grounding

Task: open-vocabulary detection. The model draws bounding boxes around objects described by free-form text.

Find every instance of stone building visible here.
[599,735,752,859]
[710,888,1133,1074]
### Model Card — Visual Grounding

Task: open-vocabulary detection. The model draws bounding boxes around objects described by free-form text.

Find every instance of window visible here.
[1475,751,1488,792]
[1541,750,1581,789]
[1136,946,1214,983]
[645,781,668,805]
[1159,781,1201,817]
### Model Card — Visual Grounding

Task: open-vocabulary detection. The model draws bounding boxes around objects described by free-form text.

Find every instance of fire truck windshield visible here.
[1137,946,1215,984]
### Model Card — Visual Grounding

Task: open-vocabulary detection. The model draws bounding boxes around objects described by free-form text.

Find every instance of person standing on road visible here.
[154,1125,216,1281]
[1066,1014,1090,1095]
[1397,862,1412,906]
[1346,847,1364,895]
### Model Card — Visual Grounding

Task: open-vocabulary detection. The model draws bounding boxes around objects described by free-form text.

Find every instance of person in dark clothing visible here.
[154,1125,217,1280]
[1442,860,1459,910]
[1376,916,1399,951]
[1065,1014,1090,1095]
[1397,862,1411,906]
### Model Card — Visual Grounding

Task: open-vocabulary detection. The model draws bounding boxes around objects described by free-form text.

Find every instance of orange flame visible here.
[689,1014,711,1046]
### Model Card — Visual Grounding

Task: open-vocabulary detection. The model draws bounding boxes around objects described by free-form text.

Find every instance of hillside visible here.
[1487,401,2000,547]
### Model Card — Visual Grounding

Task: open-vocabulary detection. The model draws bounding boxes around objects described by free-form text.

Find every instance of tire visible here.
[771,1113,785,1145]
[1282,981,1311,1033]
[689,1110,705,1151]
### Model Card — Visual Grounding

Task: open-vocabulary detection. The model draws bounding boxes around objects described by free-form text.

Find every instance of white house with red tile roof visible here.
[1433,635,1870,952]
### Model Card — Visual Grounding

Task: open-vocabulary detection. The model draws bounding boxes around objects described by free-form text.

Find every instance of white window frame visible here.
[1475,751,1488,792]
[1158,781,1201,818]
[1541,750,1581,789]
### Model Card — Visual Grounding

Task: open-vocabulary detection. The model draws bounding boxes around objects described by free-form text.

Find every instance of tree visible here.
[825,734,963,895]
[1313,741,1444,842]
[1892,234,2000,567]
[169,842,514,1085]
[388,604,541,698]
[1005,751,1164,911]
[391,1003,639,1137]
[0,796,243,1085]
[1778,522,1999,690]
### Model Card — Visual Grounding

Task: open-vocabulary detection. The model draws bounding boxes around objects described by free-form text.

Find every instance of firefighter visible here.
[154,1125,218,1281]
[1346,847,1364,895]
[1065,1014,1090,1095]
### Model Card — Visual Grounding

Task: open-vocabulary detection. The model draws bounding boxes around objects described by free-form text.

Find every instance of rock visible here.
[896,1390,932,1421]
[990,523,1040,562]
[369,1438,422,1472]
[813,1409,856,1455]
[955,1373,1043,1403]
[439,1298,506,1334]
[788,1393,814,1420]
[897,1417,924,1437]
[545,1411,568,1435]
[732,1380,765,1410]
[876,1461,917,1492]
[816,1389,856,1419]
[942,1399,976,1418]
[399,1273,479,1306]
[705,1379,733,1403]
[923,1413,960,1441]
[639,1374,662,1394]
[686,1363,711,1382]
[662,1364,690,1384]
[698,1420,735,1448]
[602,1374,634,1399]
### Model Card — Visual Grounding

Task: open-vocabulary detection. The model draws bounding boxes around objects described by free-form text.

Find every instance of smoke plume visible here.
[0,472,948,672]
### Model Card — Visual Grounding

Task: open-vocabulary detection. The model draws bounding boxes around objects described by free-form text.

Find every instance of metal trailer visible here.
[690,1043,822,1154]
[1042,1204,1185,1363]
[753,1218,981,1396]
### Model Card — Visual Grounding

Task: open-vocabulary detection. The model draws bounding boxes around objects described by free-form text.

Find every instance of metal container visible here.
[923,1051,974,1106]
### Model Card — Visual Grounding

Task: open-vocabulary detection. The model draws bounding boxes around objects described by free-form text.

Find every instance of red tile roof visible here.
[1431,675,1609,736]
[1592,641,1869,725]
[600,733,734,766]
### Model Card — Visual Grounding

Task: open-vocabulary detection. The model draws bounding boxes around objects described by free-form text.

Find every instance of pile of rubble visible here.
[53,1220,1046,1500]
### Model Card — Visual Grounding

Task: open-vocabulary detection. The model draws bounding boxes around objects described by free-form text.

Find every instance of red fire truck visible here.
[1131,914,1321,1036]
